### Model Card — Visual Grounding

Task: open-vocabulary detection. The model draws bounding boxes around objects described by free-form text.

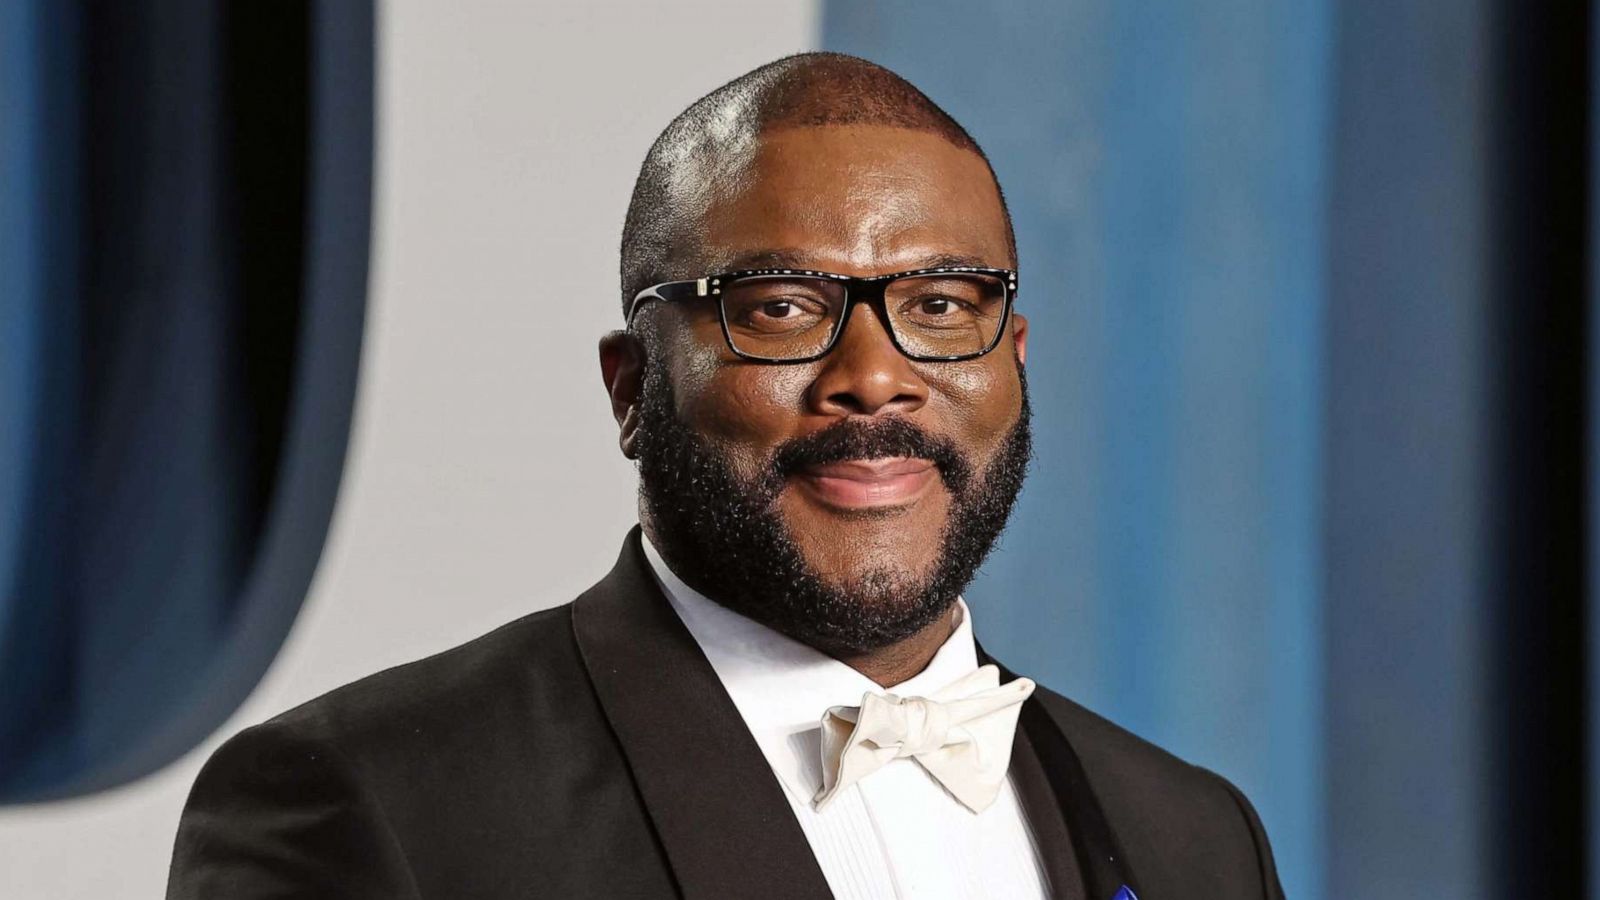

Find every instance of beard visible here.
[633,358,1033,657]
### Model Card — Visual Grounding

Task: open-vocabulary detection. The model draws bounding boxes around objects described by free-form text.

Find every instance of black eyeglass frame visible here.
[625,265,1020,364]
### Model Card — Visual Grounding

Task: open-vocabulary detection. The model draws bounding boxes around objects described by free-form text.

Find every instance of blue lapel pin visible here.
[1111,887,1138,900]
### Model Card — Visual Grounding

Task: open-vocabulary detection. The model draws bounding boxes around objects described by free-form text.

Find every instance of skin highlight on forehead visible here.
[699,126,1013,280]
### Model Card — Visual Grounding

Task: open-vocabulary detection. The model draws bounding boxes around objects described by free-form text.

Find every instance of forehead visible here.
[698,125,1012,275]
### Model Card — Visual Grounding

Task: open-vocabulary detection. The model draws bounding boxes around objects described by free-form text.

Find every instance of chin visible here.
[790,530,941,576]
[790,534,942,597]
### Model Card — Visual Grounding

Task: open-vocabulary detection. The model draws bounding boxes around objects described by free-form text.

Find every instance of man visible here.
[168,53,1283,899]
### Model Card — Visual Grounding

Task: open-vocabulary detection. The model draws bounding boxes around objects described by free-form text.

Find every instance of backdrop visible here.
[827,2,1590,896]
[0,0,373,802]
[2,3,1592,899]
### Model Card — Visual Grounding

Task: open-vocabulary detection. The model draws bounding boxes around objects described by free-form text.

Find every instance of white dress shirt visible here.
[641,536,1051,900]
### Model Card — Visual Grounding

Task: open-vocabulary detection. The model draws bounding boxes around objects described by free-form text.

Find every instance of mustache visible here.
[768,417,973,494]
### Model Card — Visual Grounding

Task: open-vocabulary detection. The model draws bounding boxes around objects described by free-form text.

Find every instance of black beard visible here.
[633,360,1033,657]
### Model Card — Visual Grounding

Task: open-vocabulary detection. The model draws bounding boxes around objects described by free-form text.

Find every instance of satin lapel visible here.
[1009,728,1087,900]
[1019,699,1142,900]
[982,647,1142,900]
[571,528,833,900]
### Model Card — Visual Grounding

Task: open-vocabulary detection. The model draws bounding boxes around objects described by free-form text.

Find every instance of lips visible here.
[792,457,938,510]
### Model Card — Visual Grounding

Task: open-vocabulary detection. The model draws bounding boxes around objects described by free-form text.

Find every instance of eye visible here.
[722,276,837,336]
[760,300,804,319]
[726,290,832,334]
[910,295,974,317]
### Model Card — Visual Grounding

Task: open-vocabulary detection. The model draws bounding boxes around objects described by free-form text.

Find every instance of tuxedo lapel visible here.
[1009,728,1088,900]
[1019,699,1142,900]
[571,528,833,899]
[983,648,1143,900]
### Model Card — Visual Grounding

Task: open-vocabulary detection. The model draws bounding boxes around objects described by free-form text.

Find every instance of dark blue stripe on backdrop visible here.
[1486,2,1590,894]
[1322,1,1590,895]
[1593,0,1600,891]
[0,1,373,802]
[0,0,85,801]
[0,0,52,636]
[1323,2,1497,895]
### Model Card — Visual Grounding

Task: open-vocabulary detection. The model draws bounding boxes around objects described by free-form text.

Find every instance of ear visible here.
[1010,311,1029,367]
[599,330,647,459]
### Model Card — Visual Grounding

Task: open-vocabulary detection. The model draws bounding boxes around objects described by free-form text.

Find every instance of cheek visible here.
[924,360,1021,451]
[668,338,816,474]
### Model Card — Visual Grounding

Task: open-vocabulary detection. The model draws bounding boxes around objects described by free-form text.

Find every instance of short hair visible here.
[618,52,1016,317]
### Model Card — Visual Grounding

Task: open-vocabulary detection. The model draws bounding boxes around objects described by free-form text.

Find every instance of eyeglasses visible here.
[626,265,1018,363]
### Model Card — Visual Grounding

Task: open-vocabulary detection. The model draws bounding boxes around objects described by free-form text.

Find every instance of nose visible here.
[806,302,929,417]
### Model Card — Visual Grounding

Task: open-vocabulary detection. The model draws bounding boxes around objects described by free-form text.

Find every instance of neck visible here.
[834,608,959,688]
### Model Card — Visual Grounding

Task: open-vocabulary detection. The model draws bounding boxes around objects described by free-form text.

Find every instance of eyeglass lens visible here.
[719,273,1009,360]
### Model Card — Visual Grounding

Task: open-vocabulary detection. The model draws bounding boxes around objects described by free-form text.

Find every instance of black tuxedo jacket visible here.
[168,529,1284,899]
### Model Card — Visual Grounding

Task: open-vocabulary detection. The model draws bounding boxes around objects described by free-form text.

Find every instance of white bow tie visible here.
[813,664,1035,814]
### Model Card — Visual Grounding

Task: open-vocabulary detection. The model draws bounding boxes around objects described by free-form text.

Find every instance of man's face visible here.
[627,124,1031,653]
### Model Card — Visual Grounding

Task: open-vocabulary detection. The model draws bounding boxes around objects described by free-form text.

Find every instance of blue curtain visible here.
[825,2,1592,898]
[0,1,373,802]
[1323,3,1500,896]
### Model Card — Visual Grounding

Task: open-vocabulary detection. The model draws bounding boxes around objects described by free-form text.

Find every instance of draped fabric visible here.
[824,2,1591,898]
[0,1,373,802]
[1,3,1593,896]
[1330,4,1589,896]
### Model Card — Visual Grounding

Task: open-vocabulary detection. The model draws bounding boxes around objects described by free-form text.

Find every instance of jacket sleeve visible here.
[1210,771,1286,900]
[166,720,421,900]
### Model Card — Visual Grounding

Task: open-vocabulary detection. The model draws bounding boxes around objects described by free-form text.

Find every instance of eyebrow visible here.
[718,249,1001,272]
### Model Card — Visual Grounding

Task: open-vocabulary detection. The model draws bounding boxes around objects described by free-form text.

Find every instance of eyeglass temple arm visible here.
[625,279,707,328]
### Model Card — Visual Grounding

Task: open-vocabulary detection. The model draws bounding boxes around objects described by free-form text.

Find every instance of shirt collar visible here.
[639,532,982,745]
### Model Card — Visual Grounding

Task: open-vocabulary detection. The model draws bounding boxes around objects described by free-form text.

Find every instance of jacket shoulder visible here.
[1032,685,1285,899]
[170,603,657,898]
[265,603,582,746]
